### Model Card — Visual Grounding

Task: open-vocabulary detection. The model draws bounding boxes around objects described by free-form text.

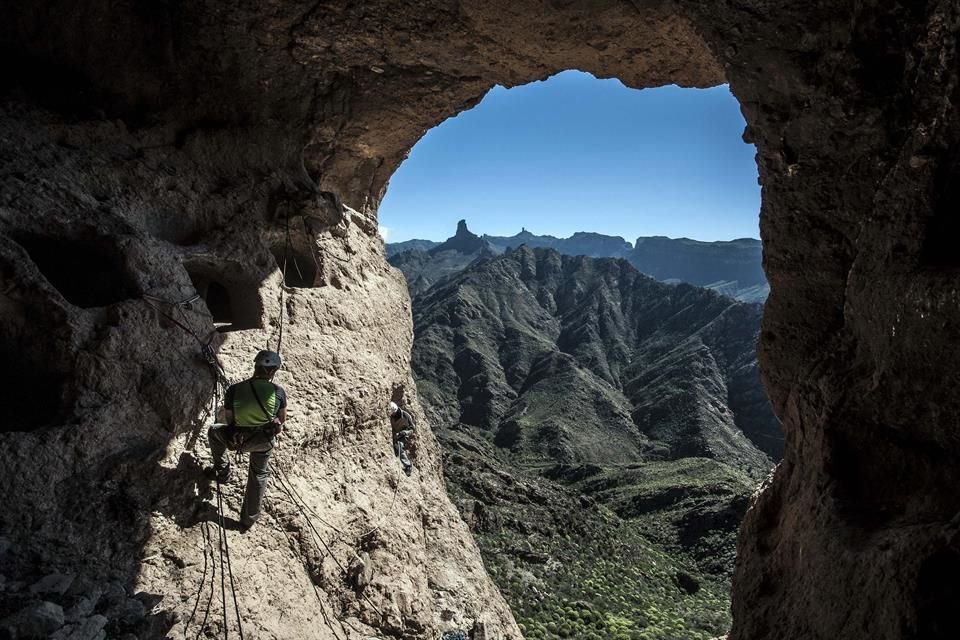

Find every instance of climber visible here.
[388,401,416,475]
[206,350,287,531]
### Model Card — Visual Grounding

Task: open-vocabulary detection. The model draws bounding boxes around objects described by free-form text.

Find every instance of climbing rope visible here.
[184,519,212,639]
[214,484,228,639]
[270,213,297,355]
[273,469,346,538]
[215,478,245,640]
[301,217,322,277]
[143,292,203,307]
[273,466,349,572]
[196,520,217,640]
[143,291,231,419]
[356,463,402,541]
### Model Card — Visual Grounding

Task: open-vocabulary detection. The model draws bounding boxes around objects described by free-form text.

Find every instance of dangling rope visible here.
[270,214,293,355]
[143,292,231,424]
[196,520,217,640]
[215,483,229,639]
[184,519,212,639]
[215,479,245,640]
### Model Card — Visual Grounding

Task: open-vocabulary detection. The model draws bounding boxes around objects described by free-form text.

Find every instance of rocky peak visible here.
[429,219,489,255]
[394,225,766,302]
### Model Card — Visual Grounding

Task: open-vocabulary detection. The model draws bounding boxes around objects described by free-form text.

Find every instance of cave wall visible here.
[2,1,960,639]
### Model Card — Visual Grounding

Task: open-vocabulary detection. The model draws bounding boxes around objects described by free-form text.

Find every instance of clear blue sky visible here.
[378,70,759,244]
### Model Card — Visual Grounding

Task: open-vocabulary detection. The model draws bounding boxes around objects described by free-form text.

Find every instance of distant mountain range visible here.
[386,220,769,302]
[408,244,781,470]
[393,231,782,638]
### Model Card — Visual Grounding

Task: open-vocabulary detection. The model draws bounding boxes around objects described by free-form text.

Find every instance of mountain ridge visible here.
[387,220,769,302]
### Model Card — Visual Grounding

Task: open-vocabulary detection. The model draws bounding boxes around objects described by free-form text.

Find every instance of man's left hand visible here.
[269,417,284,436]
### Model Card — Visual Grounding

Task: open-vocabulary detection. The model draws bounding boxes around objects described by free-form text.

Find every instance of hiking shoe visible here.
[204,466,233,483]
[403,464,413,477]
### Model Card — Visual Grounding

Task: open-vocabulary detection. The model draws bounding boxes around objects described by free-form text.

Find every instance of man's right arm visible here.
[272,387,287,433]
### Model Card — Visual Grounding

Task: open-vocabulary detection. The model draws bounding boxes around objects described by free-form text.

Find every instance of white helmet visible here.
[388,401,399,415]
[254,350,282,370]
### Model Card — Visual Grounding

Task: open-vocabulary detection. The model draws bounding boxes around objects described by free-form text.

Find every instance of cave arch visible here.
[294,5,960,639]
[1,2,957,639]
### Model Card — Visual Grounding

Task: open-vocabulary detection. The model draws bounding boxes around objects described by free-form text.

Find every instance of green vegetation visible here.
[477,509,731,640]
[439,431,750,640]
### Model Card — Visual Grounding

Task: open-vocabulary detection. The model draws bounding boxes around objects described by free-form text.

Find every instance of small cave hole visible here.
[271,246,318,288]
[185,264,263,332]
[12,233,140,308]
[921,150,960,267]
[0,306,71,432]
[915,546,960,639]
[205,281,233,324]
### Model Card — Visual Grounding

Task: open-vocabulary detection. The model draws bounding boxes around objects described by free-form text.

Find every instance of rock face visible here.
[629,237,768,303]
[3,1,960,640]
[0,109,518,638]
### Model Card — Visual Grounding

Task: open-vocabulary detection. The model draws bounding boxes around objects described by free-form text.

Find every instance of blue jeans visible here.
[394,438,412,468]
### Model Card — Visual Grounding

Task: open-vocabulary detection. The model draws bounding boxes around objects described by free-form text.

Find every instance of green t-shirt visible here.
[225,378,287,427]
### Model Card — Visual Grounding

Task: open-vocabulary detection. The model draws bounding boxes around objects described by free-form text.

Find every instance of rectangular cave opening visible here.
[270,246,318,288]
[185,264,263,332]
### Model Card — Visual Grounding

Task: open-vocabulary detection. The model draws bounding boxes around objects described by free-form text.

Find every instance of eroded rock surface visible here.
[3,1,960,639]
[0,106,517,638]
